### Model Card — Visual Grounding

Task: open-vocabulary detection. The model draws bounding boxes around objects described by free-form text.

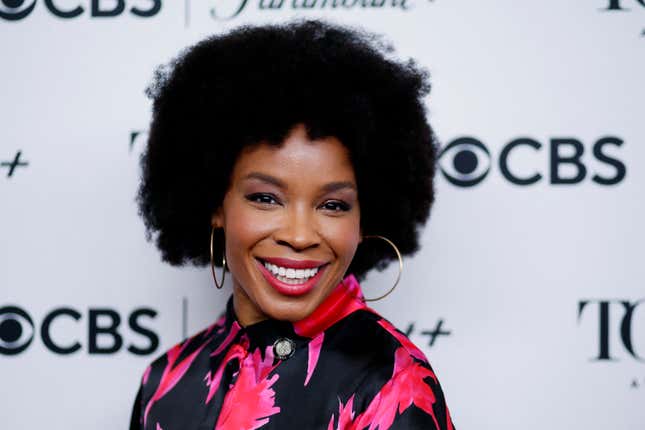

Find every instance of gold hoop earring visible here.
[210,226,226,289]
[361,235,403,302]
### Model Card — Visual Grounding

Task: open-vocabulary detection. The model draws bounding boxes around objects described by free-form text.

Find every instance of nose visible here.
[274,204,320,251]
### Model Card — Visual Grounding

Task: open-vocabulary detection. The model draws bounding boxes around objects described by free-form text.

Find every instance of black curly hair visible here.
[136,19,437,280]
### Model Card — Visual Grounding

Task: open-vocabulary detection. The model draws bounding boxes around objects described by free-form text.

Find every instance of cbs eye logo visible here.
[0,0,35,20]
[0,0,161,20]
[438,136,626,187]
[0,306,35,355]
[437,138,491,187]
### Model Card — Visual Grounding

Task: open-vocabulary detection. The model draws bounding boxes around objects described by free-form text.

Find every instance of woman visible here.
[130,19,455,430]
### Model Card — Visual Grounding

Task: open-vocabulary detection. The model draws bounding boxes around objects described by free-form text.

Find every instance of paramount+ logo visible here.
[0,304,159,356]
[0,0,161,20]
[438,136,626,187]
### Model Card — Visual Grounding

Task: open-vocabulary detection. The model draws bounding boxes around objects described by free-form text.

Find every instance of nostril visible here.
[275,235,320,251]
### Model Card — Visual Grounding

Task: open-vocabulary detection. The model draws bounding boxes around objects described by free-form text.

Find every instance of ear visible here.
[211,207,224,229]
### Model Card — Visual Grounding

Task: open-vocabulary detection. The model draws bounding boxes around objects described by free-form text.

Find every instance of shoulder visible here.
[154,315,222,366]
[324,309,434,398]
[327,310,456,430]
[334,309,429,363]
[136,314,226,396]
[129,317,223,429]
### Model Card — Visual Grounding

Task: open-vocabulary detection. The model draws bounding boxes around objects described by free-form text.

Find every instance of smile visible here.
[262,262,319,284]
[256,257,328,296]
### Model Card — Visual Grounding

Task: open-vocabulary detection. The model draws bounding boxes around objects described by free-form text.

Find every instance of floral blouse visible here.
[129,274,455,429]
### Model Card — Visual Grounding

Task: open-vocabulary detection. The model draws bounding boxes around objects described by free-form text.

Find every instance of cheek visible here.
[320,215,361,263]
[221,201,271,272]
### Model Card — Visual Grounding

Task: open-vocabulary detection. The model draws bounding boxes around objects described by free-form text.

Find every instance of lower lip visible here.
[256,260,327,297]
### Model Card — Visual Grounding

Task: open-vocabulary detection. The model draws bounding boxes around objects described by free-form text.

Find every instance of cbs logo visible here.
[0,304,159,356]
[438,136,626,187]
[0,0,161,20]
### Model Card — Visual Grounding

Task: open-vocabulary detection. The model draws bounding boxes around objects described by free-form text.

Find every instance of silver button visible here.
[273,337,295,360]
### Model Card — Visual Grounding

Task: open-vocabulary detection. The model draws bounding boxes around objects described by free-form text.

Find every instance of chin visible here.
[252,269,341,322]
[260,296,319,322]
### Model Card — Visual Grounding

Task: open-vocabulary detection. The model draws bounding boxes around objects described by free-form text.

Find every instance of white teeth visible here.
[262,261,321,284]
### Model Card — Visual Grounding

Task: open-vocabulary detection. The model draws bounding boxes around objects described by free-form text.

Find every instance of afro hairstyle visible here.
[136,19,438,280]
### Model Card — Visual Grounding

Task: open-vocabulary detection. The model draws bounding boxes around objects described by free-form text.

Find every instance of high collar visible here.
[223,274,369,349]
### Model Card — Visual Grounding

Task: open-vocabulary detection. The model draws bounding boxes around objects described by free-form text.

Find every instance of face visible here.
[211,123,361,326]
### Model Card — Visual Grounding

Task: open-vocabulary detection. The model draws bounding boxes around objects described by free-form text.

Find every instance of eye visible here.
[438,137,492,187]
[320,200,351,212]
[0,306,35,355]
[246,193,280,206]
[0,0,37,20]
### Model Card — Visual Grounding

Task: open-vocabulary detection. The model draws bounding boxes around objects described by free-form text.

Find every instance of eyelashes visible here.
[320,201,351,212]
[244,193,352,212]
[246,193,278,205]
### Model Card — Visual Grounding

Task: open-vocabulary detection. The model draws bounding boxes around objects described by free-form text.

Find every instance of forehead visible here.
[231,125,357,186]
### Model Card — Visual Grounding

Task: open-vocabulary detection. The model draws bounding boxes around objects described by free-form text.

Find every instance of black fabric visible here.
[129,385,142,430]
[129,276,455,429]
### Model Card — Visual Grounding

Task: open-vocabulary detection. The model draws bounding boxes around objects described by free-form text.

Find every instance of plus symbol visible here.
[1,150,29,177]
[404,322,415,337]
[421,319,452,347]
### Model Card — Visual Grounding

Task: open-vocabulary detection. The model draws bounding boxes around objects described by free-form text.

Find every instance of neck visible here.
[232,283,268,327]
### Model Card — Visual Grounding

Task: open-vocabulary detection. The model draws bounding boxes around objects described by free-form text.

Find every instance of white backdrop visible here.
[1,1,644,429]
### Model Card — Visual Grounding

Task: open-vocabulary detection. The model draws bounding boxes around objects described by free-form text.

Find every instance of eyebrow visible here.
[321,181,357,193]
[243,172,285,188]
[242,172,357,193]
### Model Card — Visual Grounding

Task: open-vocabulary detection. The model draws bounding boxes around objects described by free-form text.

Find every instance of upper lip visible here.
[258,256,327,269]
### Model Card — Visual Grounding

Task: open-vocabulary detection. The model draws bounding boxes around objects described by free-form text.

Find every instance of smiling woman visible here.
[130,19,455,430]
